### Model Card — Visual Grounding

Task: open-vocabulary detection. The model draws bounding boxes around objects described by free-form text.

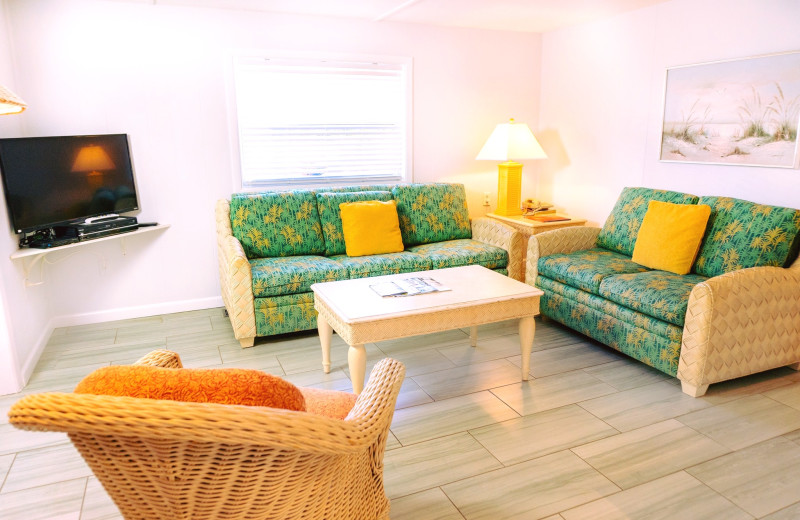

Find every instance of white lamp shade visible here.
[0,84,26,115]
[476,119,547,161]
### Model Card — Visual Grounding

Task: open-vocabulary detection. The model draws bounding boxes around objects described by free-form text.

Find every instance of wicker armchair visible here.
[9,351,406,520]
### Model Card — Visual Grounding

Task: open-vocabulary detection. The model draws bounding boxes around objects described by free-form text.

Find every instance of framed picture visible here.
[660,51,800,168]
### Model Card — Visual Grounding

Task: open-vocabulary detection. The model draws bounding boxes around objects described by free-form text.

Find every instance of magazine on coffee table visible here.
[370,276,452,297]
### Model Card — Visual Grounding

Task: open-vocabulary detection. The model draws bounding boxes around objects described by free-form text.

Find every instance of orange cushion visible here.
[75,365,306,411]
[299,387,358,420]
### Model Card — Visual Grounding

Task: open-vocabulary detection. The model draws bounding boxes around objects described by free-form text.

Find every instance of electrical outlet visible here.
[483,192,490,206]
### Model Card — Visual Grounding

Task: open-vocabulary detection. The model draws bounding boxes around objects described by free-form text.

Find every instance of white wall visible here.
[539,0,800,226]
[0,0,542,390]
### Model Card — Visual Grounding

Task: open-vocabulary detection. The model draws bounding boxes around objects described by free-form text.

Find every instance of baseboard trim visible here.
[14,296,225,393]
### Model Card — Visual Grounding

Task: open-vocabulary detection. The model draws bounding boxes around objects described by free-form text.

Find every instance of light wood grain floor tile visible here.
[763,382,800,411]
[560,471,752,520]
[412,359,523,400]
[379,347,457,377]
[698,367,800,405]
[571,419,730,489]
[443,450,619,520]
[0,453,14,486]
[391,391,518,446]
[80,477,122,520]
[389,488,465,520]
[2,443,90,493]
[490,371,616,416]
[583,360,671,391]
[383,433,502,499]
[0,478,85,520]
[376,329,470,356]
[114,316,212,343]
[470,404,618,465]
[761,501,800,520]
[784,429,800,446]
[437,334,531,366]
[0,424,68,457]
[523,341,622,378]
[678,394,800,450]
[687,436,800,518]
[386,430,401,451]
[578,380,711,431]
[394,377,434,410]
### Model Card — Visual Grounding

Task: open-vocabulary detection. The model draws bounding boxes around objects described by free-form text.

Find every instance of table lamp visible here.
[476,118,547,216]
[0,84,26,115]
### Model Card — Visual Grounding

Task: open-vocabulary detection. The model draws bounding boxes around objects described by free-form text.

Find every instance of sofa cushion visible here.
[340,200,405,257]
[596,187,700,256]
[538,248,649,294]
[299,387,357,420]
[693,196,800,277]
[406,239,508,271]
[316,190,394,255]
[254,293,317,337]
[331,251,432,279]
[250,255,348,297]
[598,270,708,327]
[392,183,472,246]
[230,191,326,258]
[631,201,711,275]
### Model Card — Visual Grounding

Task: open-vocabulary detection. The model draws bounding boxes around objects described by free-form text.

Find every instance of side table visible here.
[486,212,587,280]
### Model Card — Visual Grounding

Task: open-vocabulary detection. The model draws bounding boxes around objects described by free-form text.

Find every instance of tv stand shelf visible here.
[10,224,169,286]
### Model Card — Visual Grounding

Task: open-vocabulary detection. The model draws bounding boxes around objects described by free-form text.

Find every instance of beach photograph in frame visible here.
[660,51,800,168]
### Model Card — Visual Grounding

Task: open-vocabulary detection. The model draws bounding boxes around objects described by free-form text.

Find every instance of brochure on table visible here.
[370,276,451,297]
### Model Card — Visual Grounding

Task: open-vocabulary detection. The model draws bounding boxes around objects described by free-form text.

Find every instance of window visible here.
[231,53,412,188]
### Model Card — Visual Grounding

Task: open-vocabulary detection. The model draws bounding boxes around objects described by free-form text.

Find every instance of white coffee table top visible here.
[311,265,543,324]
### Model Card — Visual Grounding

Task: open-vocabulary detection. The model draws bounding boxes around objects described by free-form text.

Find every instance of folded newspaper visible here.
[370,276,451,297]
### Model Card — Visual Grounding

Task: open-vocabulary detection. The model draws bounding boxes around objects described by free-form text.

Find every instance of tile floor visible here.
[2,307,800,519]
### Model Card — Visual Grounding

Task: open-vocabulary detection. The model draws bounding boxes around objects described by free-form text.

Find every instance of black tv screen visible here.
[0,134,139,233]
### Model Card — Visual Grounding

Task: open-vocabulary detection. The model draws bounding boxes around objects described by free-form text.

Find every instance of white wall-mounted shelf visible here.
[10,224,169,286]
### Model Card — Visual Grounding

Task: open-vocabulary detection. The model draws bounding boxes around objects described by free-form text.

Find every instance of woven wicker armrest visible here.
[215,199,256,347]
[134,349,183,368]
[525,226,601,285]
[678,263,800,396]
[472,217,524,280]
[9,358,405,454]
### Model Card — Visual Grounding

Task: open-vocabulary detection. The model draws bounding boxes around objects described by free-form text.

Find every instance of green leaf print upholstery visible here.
[537,248,649,294]
[331,251,432,279]
[392,183,472,246]
[693,196,800,278]
[316,191,394,256]
[250,256,348,298]
[254,293,317,337]
[406,239,508,271]
[230,191,326,258]
[598,271,708,327]
[596,187,699,256]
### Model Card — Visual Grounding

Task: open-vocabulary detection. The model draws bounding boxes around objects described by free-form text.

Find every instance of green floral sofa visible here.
[216,183,523,347]
[526,187,800,397]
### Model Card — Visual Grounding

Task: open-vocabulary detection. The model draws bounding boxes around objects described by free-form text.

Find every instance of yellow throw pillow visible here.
[632,200,711,275]
[340,200,404,257]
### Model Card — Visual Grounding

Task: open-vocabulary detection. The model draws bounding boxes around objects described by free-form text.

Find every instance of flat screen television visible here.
[0,134,139,234]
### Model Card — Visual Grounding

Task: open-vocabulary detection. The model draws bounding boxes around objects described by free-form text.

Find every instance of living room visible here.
[1,0,799,518]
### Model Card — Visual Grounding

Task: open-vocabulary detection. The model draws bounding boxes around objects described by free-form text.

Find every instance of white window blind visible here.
[233,55,411,187]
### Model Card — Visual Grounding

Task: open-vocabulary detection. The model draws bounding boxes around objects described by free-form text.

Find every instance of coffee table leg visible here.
[470,326,478,347]
[317,314,333,374]
[519,316,535,381]
[349,343,367,394]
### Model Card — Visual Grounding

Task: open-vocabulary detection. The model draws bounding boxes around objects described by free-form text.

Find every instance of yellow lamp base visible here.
[495,161,523,216]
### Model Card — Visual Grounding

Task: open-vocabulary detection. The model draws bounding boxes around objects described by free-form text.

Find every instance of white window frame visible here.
[227,50,413,191]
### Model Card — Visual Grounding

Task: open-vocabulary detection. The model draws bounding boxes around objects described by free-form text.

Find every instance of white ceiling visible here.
[131,0,672,33]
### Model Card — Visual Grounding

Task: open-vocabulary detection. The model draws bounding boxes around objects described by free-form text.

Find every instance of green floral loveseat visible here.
[526,187,800,397]
[216,183,523,347]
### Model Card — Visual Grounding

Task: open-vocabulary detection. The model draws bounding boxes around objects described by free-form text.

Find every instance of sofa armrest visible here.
[471,217,525,281]
[678,262,800,396]
[525,226,601,285]
[216,199,257,347]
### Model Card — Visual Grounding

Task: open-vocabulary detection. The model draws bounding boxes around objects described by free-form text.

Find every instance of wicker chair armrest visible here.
[678,265,800,389]
[525,226,601,285]
[134,349,183,368]
[216,199,257,344]
[471,217,524,280]
[9,359,405,456]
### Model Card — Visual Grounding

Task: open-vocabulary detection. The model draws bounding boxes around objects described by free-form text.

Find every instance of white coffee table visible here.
[311,265,543,393]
